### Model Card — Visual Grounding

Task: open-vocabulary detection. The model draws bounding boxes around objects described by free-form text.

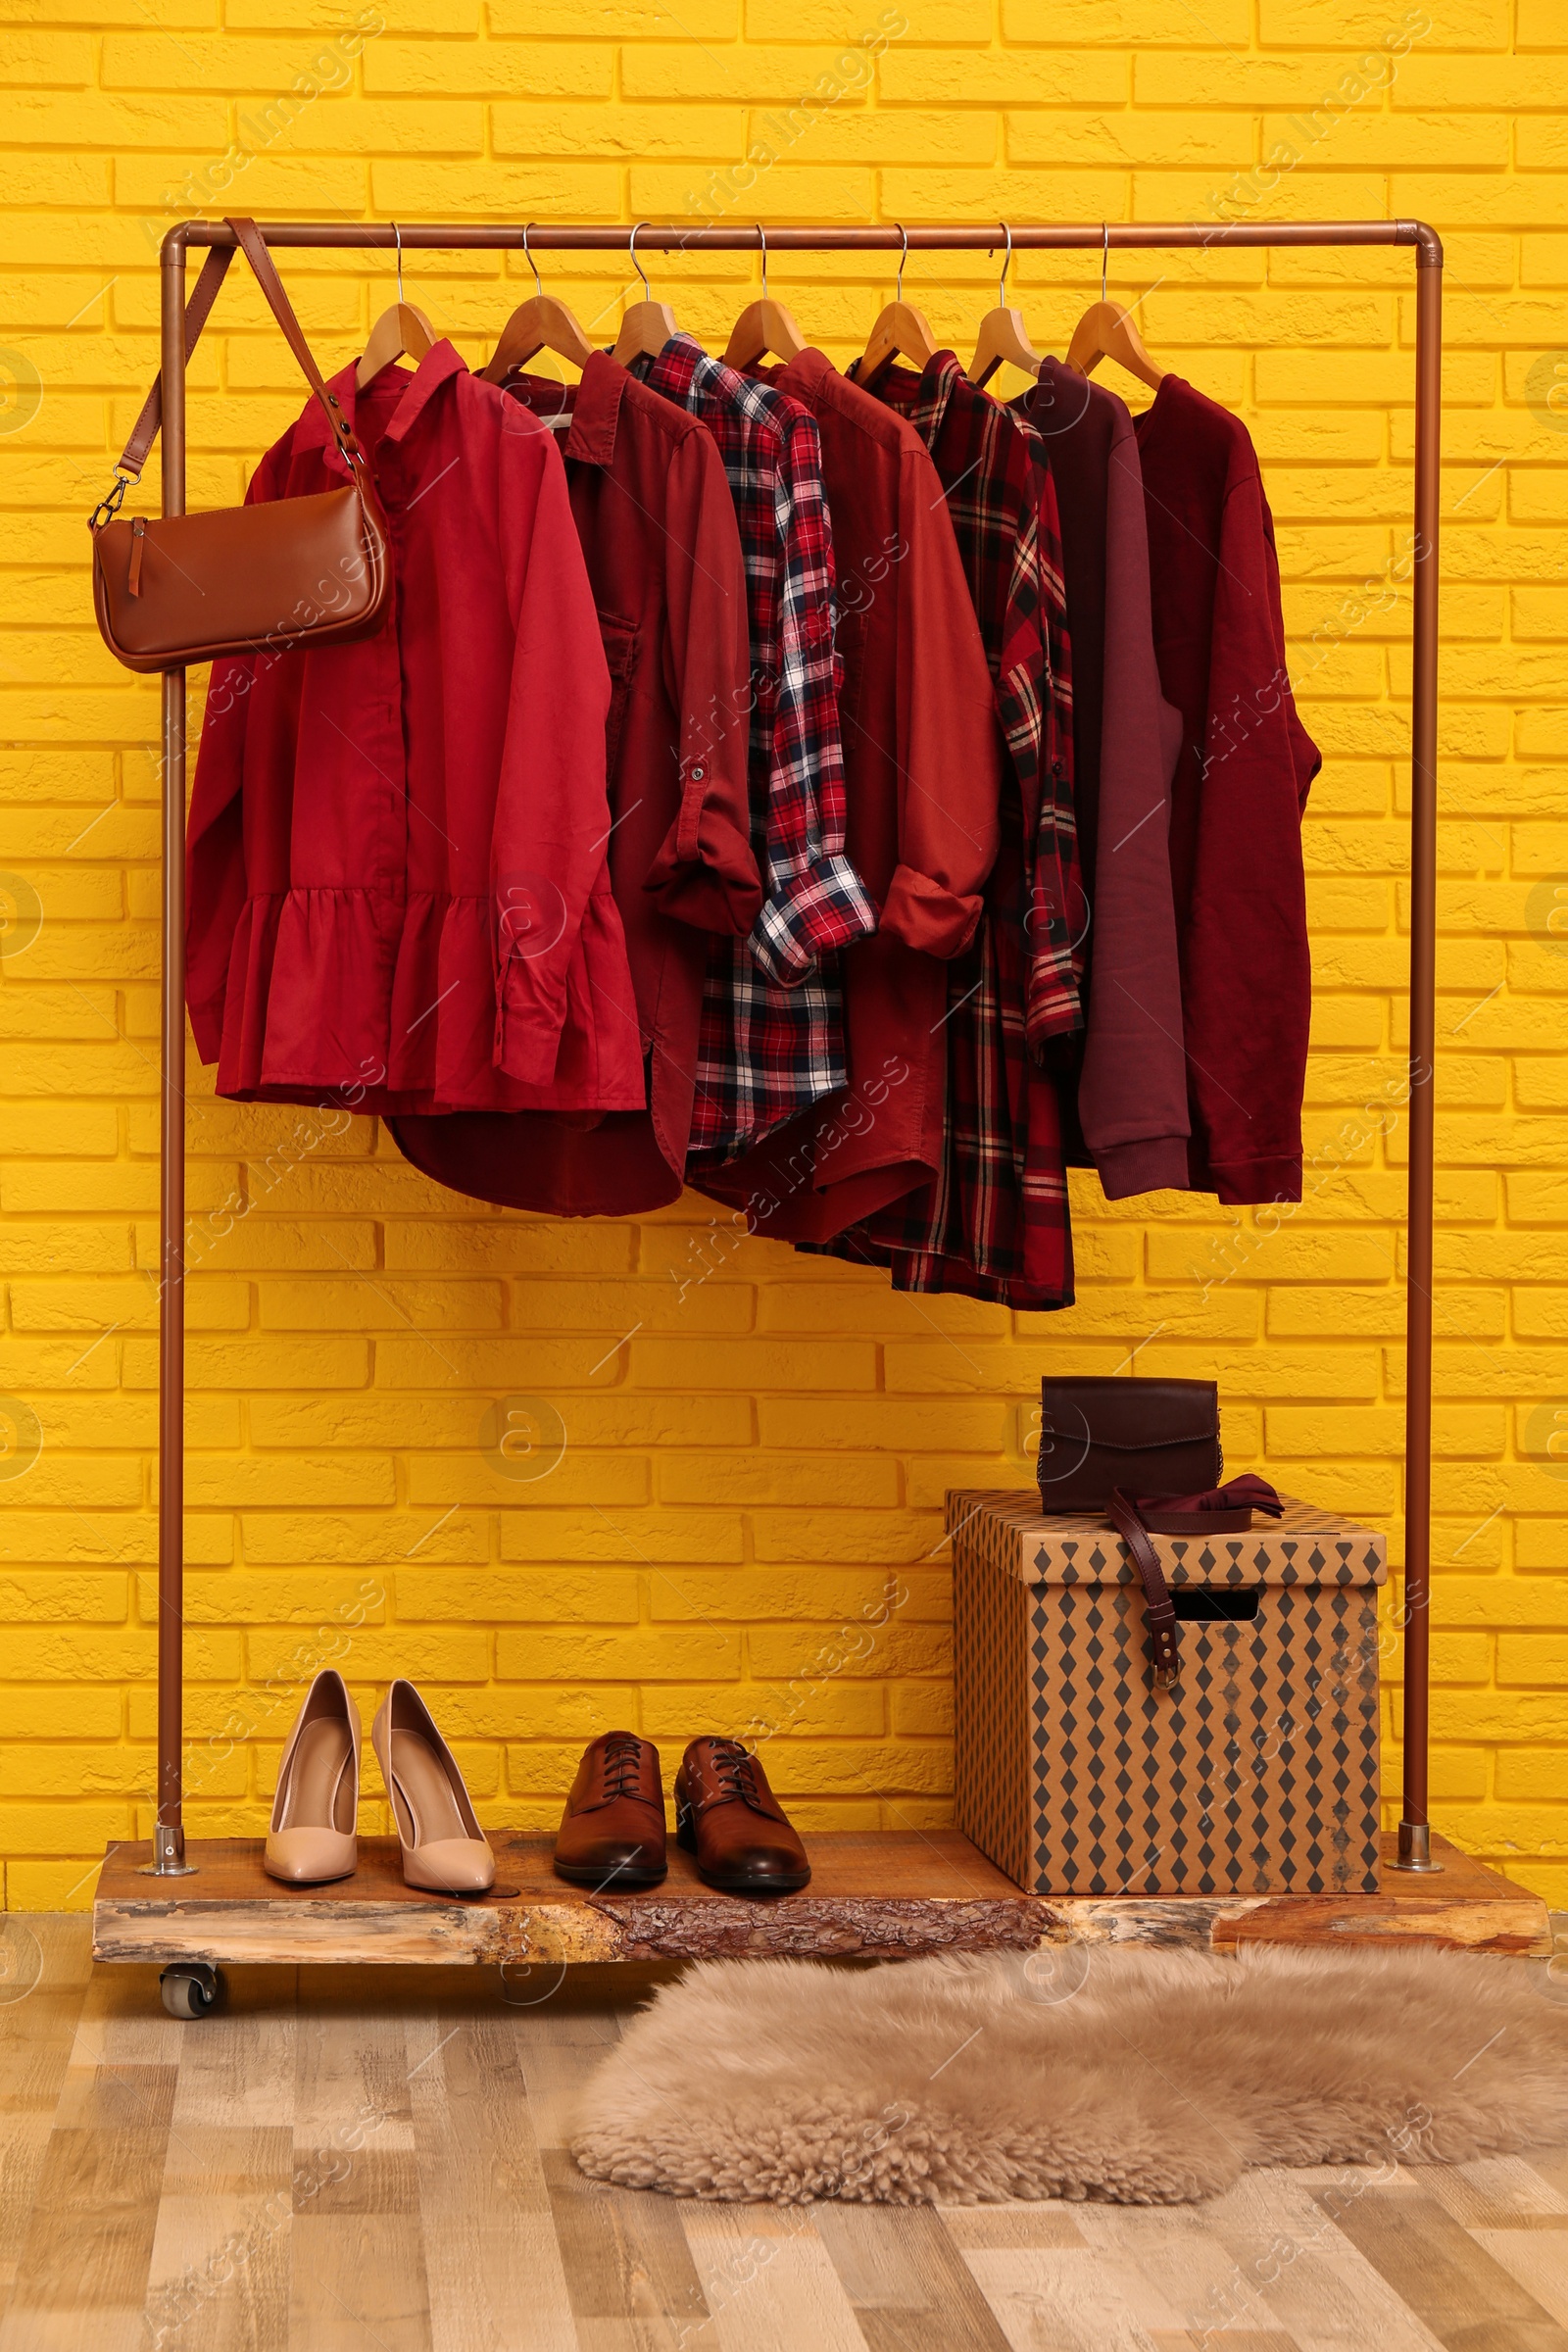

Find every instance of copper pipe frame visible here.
[149,218,1444,1876]
[149,238,194,1879]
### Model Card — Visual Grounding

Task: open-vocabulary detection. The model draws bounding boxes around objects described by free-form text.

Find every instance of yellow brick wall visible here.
[2,0,1565,1910]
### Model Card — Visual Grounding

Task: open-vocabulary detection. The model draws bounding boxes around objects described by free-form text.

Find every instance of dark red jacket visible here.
[1134,374,1319,1204]
[186,343,643,1117]
[692,348,1003,1240]
[390,351,760,1212]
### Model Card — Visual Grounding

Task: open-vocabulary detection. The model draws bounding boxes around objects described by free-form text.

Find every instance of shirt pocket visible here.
[596,610,640,790]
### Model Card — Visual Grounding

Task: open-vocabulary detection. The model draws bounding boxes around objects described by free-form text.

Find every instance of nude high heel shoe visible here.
[265,1668,361,1885]
[371,1680,495,1894]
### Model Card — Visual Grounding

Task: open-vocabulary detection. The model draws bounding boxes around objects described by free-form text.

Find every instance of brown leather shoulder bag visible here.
[90,218,390,674]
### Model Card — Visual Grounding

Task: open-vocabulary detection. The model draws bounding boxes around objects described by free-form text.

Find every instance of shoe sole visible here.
[263,1864,358,1886]
[694,1868,811,1895]
[552,1863,667,1888]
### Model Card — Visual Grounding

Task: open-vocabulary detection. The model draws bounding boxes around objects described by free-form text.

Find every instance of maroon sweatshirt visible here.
[1134,374,1318,1205]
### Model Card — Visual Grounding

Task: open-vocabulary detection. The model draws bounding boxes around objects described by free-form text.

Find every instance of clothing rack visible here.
[141,216,1445,1884]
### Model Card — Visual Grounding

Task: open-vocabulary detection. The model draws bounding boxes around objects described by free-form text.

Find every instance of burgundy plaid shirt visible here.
[633,334,876,1157]
[808,353,1080,1305]
[1007,403,1086,1051]
[880,352,1083,1039]
[817,889,1074,1308]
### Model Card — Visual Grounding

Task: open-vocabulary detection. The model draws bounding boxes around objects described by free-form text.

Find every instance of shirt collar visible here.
[770,346,833,402]
[499,352,639,467]
[904,349,963,447]
[296,339,468,461]
[850,347,963,451]
[629,330,706,405]
[563,350,626,466]
[373,337,468,447]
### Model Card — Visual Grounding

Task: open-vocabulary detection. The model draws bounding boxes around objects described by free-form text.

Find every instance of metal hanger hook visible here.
[393,220,405,305]
[521,221,542,298]
[998,220,1012,309]
[628,220,652,299]
[895,221,909,302]
[757,222,767,304]
[1101,222,1109,304]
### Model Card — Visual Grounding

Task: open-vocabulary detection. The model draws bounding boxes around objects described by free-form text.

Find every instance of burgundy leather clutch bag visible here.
[1036,1375,1221,1515]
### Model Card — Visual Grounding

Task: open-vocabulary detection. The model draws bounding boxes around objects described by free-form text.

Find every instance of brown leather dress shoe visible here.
[554,1732,667,1887]
[674,1738,810,1894]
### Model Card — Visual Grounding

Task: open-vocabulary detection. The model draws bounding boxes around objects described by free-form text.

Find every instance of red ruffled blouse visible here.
[186,340,645,1117]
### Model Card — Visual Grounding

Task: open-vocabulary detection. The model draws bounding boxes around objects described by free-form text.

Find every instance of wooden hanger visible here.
[969,222,1045,390]
[1064,225,1165,392]
[857,224,939,381]
[357,222,437,389]
[482,223,595,385]
[722,225,807,368]
[611,221,679,367]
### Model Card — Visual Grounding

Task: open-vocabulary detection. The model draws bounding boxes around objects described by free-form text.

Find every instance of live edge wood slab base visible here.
[93,1830,1548,1970]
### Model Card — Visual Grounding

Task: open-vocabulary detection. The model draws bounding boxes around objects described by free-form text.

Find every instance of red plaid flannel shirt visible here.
[807,353,1080,1305]
[633,335,876,1157]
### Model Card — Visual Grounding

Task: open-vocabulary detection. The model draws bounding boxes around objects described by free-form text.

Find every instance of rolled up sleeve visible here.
[874,445,1002,961]
[750,849,880,985]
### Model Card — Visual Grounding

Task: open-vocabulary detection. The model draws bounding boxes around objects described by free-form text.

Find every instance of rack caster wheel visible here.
[160,1963,222,2018]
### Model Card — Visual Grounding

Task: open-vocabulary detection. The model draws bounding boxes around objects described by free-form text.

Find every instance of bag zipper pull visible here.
[127,514,147,598]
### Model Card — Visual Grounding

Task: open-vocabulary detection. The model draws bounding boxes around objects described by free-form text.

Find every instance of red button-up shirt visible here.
[186,341,643,1117]
[389,349,760,1213]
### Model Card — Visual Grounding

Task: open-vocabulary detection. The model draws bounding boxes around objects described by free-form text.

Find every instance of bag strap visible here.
[114,243,232,490]
[227,220,367,468]
[91,218,369,529]
[1107,1488,1180,1689]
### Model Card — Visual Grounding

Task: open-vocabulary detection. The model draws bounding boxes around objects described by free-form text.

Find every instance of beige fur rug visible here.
[571,1943,1568,2206]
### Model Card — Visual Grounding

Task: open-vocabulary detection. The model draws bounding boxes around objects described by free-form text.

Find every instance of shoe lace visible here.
[710,1740,761,1805]
[602,1733,646,1800]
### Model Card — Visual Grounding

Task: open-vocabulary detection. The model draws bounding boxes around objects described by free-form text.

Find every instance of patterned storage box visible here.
[947,1490,1386,1897]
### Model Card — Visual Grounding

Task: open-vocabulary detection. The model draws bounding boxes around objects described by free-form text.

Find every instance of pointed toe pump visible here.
[265,1668,362,1885]
[371,1680,496,1895]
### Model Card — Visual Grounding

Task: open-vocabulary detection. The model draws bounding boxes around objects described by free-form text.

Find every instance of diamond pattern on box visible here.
[946,1491,1384,1897]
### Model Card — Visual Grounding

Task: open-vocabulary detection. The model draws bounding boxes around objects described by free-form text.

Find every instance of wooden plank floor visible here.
[5,1917,1567,2352]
